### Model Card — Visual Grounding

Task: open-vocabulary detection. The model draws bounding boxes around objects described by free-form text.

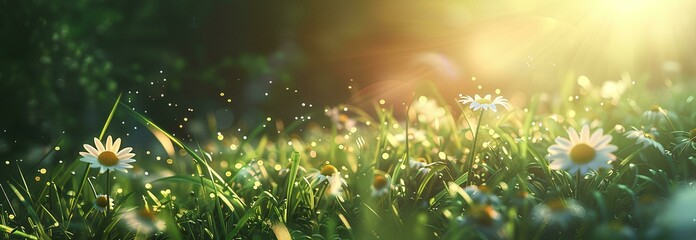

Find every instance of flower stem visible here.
[466,110,485,186]
[106,170,111,216]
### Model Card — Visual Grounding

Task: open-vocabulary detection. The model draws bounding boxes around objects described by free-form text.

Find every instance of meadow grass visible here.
[2,77,696,239]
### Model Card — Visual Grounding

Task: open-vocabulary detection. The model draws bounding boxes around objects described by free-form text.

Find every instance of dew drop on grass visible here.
[39,168,46,174]
[145,183,152,189]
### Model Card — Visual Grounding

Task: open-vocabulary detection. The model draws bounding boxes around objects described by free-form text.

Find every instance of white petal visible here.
[94,138,105,152]
[489,104,498,112]
[567,127,580,144]
[117,147,133,156]
[555,137,573,148]
[84,144,100,157]
[99,167,108,173]
[106,136,113,151]
[118,153,136,159]
[580,125,591,142]
[590,129,604,143]
[120,158,136,163]
[80,157,97,164]
[112,138,122,152]
[593,135,613,148]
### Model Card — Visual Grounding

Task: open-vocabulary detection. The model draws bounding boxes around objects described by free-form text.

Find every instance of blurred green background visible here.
[2,0,695,163]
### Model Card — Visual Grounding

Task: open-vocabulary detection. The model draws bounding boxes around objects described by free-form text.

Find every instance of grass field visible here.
[2,76,696,239]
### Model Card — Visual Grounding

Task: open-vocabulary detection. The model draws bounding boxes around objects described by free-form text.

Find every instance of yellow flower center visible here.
[373,175,388,189]
[139,208,156,221]
[569,143,595,164]
[547,199,567,212]
[476,98,492,105]
[650,104,661,112]
[320,164,337,176]
[95,195,110,208]
[470,205,497,226]
[98,151,120,166]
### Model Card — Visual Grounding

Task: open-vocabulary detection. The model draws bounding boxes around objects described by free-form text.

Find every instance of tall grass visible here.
[2,77,696,239]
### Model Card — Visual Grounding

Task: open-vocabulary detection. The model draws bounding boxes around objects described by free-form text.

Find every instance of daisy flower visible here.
[641,105,666,125]
[625,127,664,152]
[547,125,617,175]
[371,174,391,198]
[456,204,507,239]
[533,198,586,230]
[458,94,511,112]
[312,164,339,183]
[93,194,114,213]
[122,207,165,234]
[464,185,501,206]
[408,158,428,170]
[79,136,136,173]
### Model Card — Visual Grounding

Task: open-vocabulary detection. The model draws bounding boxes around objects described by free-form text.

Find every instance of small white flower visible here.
[641,105,665,125]
[625,127,664,152]
[310,164,347,198]
[533,198,585,229]
[464,185,501,206]
[79,136,136,173]
[458,94,510,112]
[93,194,114,213]
[547,125,617,175]
[371,174,391,198]
[122,207,165,234]
[409,158,428,170]
[325,107,356,131]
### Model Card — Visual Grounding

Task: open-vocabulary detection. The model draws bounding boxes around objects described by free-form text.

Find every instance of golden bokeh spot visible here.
[98,151,120,166]
[320,164,338,176]
[95,195,110,208]
[373,175,388,189]
[569,143,595,164]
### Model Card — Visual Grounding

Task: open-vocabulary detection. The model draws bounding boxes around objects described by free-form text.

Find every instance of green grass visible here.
[2,78,696,239]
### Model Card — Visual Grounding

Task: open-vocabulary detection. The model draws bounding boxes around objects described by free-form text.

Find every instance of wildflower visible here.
[458,94,510,112]
[464,185,501,206]
[547,125,617,175]
[325,107,356,131]
[456,204,507,239]
[625,127,664,152]
[79,136,136,173]
[391,128,430,147]
[657,184,696,238]
[122,207,165,234]
[312,164,339,183]
[600,76,631,103]
[641,105,665,125]
[93,194,114,213]
[533,198,585,229]
[310,164,347,197]
[371,174,391,198]
[592,222,637,240]
[408,158,428,170]
[410,96,447,123]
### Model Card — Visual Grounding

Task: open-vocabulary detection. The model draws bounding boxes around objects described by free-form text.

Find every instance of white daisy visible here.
[464,185,501,206]
[625,127,664,152]
[93,194,114,213]
[312,164,339,183]
[533,198,586,229]
[79,136,136,173]
[458,94,510,112]
[641,105,665,125]
[371,174,391,198]
[547,125,617,175]
[122,207,165,234]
